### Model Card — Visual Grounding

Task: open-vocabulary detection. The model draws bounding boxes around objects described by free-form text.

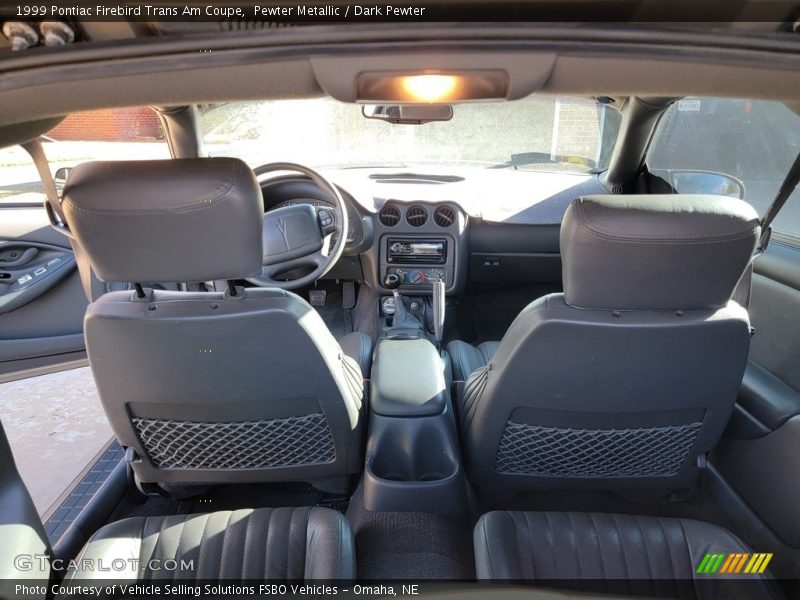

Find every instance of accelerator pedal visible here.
[342,281,356,309]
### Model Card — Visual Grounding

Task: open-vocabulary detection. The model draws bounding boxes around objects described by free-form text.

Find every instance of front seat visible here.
[448,195,759,492]
[474,511,778,598]
[61,158,369,488]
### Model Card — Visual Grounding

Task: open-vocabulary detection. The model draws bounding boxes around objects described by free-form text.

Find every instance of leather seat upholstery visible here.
[449,341,499,382]
[448,195,760,492]
[62,159,368,486]
[0,423,50,600]
[338,331,374,378]
[64,507,355,582]
[474,511,778,598]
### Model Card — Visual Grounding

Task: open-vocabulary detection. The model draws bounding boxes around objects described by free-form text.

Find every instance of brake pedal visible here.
[342,281,356,309]
[309,289,327,307]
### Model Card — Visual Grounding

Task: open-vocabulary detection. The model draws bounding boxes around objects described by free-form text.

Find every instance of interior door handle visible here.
[0,247,38,268]
[0,254,76,315]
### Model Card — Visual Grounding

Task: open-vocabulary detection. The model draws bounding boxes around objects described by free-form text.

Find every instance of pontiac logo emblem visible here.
[276,219,290,250]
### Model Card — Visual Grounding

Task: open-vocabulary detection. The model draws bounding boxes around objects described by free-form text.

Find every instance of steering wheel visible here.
[247,163,349,290]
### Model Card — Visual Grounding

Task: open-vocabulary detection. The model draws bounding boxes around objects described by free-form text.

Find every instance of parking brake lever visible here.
[432,279,445,350]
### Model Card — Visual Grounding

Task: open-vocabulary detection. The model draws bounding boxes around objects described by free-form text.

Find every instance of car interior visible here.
[1,9,800,600]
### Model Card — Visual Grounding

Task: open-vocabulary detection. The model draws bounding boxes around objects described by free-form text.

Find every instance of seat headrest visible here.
[560,194,760,310]
[62,158,264,283]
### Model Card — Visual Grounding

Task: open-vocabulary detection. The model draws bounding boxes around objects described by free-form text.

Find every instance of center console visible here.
[384,237,449,288]
[363,335,467,519]
[381,236,455,314]
[365,201,468,298]
[358,203,468,517]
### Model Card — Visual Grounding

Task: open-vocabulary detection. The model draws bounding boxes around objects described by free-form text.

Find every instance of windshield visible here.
[199,97,621,173]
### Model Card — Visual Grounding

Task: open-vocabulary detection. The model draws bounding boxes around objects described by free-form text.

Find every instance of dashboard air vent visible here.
[434,205,457,227]
[406,205,429,227]
[378,204,401,227]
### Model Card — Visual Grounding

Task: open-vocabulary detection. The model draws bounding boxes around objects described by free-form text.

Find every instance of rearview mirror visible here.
[362,104,453,124]
[53,167,74,186]
[669,170,745,199]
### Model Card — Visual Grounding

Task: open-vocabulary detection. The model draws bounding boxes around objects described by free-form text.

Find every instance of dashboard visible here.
[260,167,592,295]
[261,175,468,294]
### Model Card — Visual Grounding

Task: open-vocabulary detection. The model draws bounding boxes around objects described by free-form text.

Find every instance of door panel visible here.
[715,417,800,547]
[713,238,800,571]
[0,206,87,376]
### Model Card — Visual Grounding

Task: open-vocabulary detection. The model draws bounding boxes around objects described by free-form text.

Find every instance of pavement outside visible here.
[0,366,112,517]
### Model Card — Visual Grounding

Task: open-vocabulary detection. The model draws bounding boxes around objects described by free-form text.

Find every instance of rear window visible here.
[0,107,169,205]
[647,98,800,240]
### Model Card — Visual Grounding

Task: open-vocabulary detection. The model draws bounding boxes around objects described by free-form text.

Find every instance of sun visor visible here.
[0,117,64,149]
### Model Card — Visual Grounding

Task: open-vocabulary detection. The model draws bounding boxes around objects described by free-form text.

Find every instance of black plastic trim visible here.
[738,360,800,432]
[754,239,800,291]
[50,443,128,562]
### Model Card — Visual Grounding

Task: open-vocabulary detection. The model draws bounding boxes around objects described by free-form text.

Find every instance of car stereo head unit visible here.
[386,238,447,264]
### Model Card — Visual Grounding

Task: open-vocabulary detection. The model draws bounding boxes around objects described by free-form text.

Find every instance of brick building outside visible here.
[48,107,163,142]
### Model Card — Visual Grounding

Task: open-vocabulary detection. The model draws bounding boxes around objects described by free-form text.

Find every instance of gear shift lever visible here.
[392,288,411,328]
[383,272,418,330]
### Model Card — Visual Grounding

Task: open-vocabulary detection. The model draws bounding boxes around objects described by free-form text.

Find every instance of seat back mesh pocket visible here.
[131,413,335,470]
[495,420,702,478]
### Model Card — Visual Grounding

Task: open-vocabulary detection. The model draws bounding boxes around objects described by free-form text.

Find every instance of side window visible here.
[647,98,800,241]
[0,107,169,206]
[0,145,45,205]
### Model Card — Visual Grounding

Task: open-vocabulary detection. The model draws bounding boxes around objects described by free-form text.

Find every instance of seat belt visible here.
[733,149,800,309]
[757,150,800,252]
[20,138,98,302]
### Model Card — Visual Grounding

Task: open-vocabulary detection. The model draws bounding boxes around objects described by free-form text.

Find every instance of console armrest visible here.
[371,338,448,416]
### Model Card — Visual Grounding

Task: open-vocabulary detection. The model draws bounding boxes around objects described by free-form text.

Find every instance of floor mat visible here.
[352,511,475,580]
[116,481,348,521]
[455,282,562,344]
[178,482,337,514]
[301,281,354,339]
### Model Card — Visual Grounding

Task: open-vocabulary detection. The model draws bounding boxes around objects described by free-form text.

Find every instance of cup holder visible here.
[379,473,408,482]
[368,421,458,484]
[418,472,448,482]
[363,411,466,519]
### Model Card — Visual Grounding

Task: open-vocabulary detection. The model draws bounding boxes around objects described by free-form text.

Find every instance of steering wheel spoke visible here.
[261,251,324,280]
[248,163,348,290]
[317,207,337,237]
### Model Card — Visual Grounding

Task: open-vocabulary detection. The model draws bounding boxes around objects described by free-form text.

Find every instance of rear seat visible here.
[474,511,779,598]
